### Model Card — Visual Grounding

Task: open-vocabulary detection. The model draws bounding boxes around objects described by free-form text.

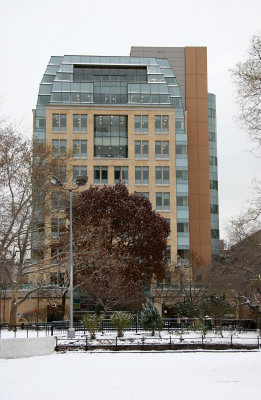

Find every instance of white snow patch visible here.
[0,352,260,399]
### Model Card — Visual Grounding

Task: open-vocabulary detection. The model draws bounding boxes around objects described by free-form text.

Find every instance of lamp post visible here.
[50,174,88,338]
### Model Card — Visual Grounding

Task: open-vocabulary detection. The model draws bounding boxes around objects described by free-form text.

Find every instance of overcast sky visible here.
[1,0,260,239]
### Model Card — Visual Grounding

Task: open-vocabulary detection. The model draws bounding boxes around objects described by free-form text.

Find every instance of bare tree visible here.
[231,34,261,149]
[0,121,69,325]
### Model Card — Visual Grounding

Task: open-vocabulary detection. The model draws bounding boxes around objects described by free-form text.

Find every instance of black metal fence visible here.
[0,318,258,339]
[55,335,260,352]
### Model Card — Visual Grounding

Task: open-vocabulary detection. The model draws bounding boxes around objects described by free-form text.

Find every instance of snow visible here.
[0,351,260,400]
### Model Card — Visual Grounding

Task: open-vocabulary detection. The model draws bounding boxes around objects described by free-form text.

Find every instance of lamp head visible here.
[76,175,88,187]
[50,176,62,187]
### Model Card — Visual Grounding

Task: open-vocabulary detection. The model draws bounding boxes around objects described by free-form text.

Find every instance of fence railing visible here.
[0,318,259,339]
[55,335,260,351]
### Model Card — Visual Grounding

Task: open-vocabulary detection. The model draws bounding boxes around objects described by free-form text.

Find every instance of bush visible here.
[140,299,162,336]
[83,313,104,339]
[111,311,133,337]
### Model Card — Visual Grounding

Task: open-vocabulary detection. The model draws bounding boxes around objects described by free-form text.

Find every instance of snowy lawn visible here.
[1,351,261,400]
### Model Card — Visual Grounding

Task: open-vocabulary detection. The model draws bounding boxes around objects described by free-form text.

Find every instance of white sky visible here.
[0,0,260,239]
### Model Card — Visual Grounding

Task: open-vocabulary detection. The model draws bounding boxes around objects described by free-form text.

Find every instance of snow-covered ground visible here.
[1,351,261,400]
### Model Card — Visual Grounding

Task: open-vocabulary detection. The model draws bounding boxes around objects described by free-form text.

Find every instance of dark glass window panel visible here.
[135,167,141,184]
[210,180,218,190]
[211,229,219,239]
[177,223,189,233]
[176,145,187,154]
[163,167,169,184]
[209,132,216,141]
[177,196,189,206]
[210,204,219,214]
[155,116,161,132]
[176,170,188,181]
[155,167,162,184]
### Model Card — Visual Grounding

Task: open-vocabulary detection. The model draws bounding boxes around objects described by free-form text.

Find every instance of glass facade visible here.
[94,115,128,158]
[208,93,220,255]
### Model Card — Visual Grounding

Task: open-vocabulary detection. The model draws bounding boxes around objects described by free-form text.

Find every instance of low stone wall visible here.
[0,337,55,359]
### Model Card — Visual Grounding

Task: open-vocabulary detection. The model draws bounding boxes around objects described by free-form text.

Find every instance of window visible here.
[177,222,189,233]
[209,156,218,166]
[51,218,66,238]
[155,141,169,159]
[211,229,219,239]
[176,170,188,181]
[165,245,171,264]
[51,247,64,266]
[134,115,148,133]
[177,196,188,206]
[155,167,169,185]
[156,192,170,211]
[165,218,171,237]
[52,165,66,184]
[209,132,216,142]
[52,114,66,132]
[155,115,169,133]
[32,218,45,236]
[135,141,149,159]
[175,118,185,132]
[94,115,128,158]
[73,166,87,184]
[73,140,87,158]
[114,166,128,184]
[208,108,216,118]
[136,192,149,199]
[135,167,149,185]
[210,180,218,190]
[51,192,66,211]
[73,114,87,132]
[210,204,219,214]
[52,140,66,157]
[176,144,187,154]
[94,166,108,184]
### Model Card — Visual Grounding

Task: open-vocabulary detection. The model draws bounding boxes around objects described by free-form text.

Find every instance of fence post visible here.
[115,337,117,351]
[231,335,233,349]
[136,317,138,334]
[86,336,88,351]
[51,323,53,336]
[142,337,145,351]
[201,335,204,348]
[170,336,172,350]
[56,337,58,350]
[102,319,104,335]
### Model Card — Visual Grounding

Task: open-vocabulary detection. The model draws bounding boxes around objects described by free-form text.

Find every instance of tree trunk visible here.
[61,289,68,320]
[9,302,17,327]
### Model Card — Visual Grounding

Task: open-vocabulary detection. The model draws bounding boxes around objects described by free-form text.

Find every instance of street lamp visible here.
[50,174,88,338]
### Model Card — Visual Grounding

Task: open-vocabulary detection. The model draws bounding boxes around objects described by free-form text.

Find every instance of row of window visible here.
[53,163,189,186]
[93,166,170,185]
[52,139,183,159]
[51,189,189,213]
[52,114,170,134]
[51,191,172,215]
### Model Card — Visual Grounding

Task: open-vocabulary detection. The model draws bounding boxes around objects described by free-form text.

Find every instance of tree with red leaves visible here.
[68,183,169,312]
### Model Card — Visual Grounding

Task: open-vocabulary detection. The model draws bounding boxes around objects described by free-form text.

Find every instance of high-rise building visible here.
[33,46,219,275]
